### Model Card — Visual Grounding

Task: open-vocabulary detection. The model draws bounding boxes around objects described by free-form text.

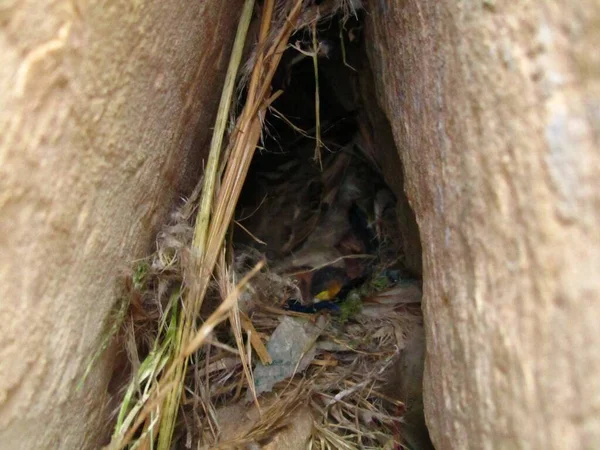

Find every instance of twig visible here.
[240,311,272,365]
[193,0,256,255]
[311,20,323,168]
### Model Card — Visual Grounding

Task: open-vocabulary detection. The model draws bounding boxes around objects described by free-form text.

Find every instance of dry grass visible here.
[103,1,420,449]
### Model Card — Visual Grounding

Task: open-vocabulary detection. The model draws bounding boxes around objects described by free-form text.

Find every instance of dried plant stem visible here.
[312,20,323,167]
[194,0,256,255]
[160,0,256,447]
[110,262,264,450]
[111,1,308,448]
[183,261,265,357]
[240,311,272,365]
[158,1,304,448]
[215,246,261,412]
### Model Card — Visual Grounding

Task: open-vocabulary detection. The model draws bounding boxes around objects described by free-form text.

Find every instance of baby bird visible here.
[235,139,393,310]
[292,266,349,305]
[274,154,385,274]
[235,145,350,262]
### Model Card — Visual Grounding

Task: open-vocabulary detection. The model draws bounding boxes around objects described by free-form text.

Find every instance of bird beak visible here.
[313,280,343,303]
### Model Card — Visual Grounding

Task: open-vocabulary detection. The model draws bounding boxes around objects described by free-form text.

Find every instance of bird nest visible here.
[99,1,428,449]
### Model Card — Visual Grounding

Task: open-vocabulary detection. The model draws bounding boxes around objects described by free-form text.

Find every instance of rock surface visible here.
[365,1,600,449]
[0,1,242,447]
[1,0,599,448]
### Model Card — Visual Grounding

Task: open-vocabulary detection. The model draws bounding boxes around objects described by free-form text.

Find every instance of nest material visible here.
[118,210,423,449]
[104,1,426,449]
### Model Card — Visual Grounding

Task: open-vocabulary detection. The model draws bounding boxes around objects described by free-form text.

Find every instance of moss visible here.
[338,290,363,323]
[132,260,150,290]
[369,274,390,291]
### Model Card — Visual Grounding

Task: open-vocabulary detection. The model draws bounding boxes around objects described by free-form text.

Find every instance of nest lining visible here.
[101,2,428,449]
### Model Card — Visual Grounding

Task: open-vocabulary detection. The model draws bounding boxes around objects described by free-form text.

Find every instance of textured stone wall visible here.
[0,1,241,447]
[365,1,599,449]
[2,0,598,448]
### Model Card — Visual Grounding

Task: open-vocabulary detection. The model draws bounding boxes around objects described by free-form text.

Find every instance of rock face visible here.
[1,0,599,448]
[364,1,600,449]
[0,1,242,447]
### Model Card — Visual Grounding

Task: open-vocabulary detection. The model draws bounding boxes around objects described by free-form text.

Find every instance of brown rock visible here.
[0,1,243,447]
[1,1,598,449]
[364,1,600,449]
